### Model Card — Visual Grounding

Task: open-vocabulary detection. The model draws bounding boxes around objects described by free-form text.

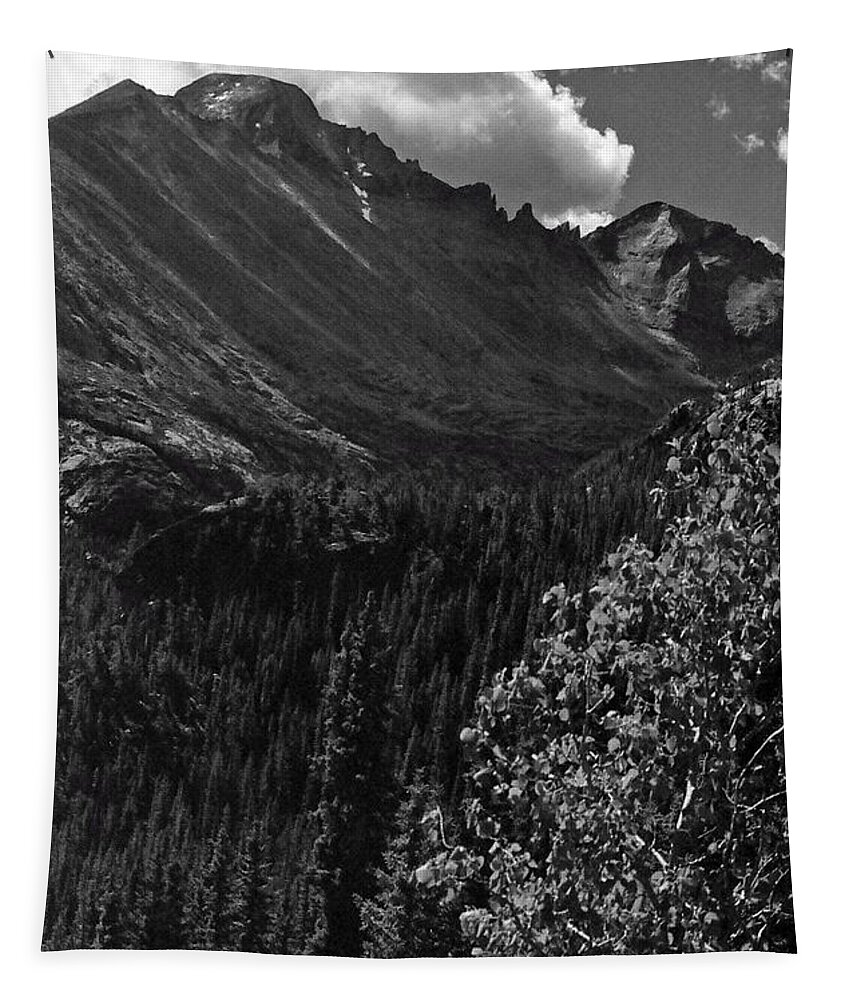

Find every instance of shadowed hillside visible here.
[51,75,778,529]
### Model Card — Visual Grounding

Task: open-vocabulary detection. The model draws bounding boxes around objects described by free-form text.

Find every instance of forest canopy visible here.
[414,378,790,954]
[43,378,791,955]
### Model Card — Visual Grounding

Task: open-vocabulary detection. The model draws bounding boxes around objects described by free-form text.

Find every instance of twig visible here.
[435,805,451,849]
[633,832,669,870]
[736,725,784,790]
[741,789,786,813]
[726,703,747,738]
[676,778,695,830]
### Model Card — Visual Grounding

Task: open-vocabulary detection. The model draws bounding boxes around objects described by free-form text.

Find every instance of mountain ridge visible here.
[49,74,782,529]
[584,200,784,370]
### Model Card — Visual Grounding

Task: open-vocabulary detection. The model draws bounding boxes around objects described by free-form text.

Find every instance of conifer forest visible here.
[44,377,792,955]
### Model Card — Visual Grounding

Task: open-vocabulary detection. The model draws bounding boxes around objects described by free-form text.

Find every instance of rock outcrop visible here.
[584,202,783,372]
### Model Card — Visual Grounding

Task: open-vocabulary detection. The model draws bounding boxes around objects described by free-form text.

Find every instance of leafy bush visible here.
[423,379,793,954]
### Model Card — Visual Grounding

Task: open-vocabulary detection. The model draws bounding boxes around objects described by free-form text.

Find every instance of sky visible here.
[46,50,791,249]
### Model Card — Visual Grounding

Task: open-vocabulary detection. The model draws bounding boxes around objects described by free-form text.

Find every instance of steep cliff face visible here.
[49,76,779,529]
[584,202,783,371]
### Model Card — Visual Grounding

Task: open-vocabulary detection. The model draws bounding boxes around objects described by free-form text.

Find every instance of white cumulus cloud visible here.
[755,235,783,255]
[734,132,766,154]
[48,59,633,224]
[762,60,790,85]
[776,127,788,163]
[707,94,731,120]
[540,207,615,234]
[286,70,634,222]
[727,53,767,70]
[721,52,789,86]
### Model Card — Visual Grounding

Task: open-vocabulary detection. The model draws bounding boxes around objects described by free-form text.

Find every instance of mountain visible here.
[584,202,784,372]
[49,74,781,530]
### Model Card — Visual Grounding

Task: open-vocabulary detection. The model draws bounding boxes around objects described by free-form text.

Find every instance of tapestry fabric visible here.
[44,50,793,955]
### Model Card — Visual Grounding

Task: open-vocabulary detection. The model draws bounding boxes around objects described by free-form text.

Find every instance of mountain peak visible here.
[52,78,156,120]
[584,200,784,363]
[49,73,783,530]
[630,200,694,218]
[594,201,708,235]
[175,74,321,128]
[509,201,545,235]
[587,200,780,263]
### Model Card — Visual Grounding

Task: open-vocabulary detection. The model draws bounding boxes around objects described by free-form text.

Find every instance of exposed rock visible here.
[584,202,783,372]
[49,77,780,532]
[509,202,544,236]
[549,221,582,248]
[177,74,322,130]
[59,419,197,531]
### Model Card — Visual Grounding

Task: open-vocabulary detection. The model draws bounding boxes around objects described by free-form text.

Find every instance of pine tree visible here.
[231,822,273,952]
[143,858,186,949]
[188,823,236,950]
[308,596,395,956]
[359,774,468,958]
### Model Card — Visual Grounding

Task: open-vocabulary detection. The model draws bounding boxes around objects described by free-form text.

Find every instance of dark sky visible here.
[546,51,790,247]
[48,50,791,248]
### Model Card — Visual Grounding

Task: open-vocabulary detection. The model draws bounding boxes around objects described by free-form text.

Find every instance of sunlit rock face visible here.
[584,202,784,372]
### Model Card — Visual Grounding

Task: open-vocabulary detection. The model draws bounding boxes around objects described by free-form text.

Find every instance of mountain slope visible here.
[584,202,784,372]
[49,75,778,528]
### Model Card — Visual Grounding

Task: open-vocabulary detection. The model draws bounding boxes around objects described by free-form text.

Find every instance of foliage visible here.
[43,386,792,954]
[422,380,792,954]
[358,774,470,958]
[45,441,668,952]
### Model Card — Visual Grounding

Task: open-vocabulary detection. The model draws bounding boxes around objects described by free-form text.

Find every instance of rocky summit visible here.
[584,202,783,372]
[49,75,782,529]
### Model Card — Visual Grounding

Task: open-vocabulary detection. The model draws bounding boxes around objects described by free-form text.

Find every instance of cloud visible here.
[776,127,788,163]
[721,51,789,86]
[284,70,634,221]
[727,53,767,70]
[49,59,634,223]
[541,207,615,234]
[734,132,766,154]
[706,94,731,120]
[755,235,783,256]
[762,60,790,85]
[47,52,202,117]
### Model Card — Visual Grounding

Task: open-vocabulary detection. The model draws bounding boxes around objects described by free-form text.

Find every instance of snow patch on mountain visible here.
[343,163,374,223]
[278,180,371,268]
[351,181,373,223]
